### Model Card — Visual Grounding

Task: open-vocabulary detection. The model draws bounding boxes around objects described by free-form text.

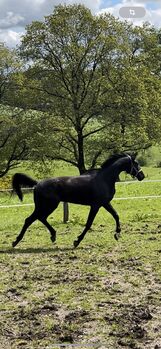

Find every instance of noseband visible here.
[127,155,142,177]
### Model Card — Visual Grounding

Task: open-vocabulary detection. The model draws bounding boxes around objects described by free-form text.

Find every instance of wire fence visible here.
[1,179,161,210]
[1,180,161,223]
[1,178,161,195]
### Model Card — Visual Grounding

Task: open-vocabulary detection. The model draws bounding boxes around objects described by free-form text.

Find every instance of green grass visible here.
[1,166,161,348]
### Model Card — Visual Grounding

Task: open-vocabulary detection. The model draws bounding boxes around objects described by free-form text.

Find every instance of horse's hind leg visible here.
[12,210,37,247]
[37,199,59,243]
[73,205,99,248]
[38,218,57,243]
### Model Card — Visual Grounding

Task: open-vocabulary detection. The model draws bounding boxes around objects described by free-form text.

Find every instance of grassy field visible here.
[0,166,161,349]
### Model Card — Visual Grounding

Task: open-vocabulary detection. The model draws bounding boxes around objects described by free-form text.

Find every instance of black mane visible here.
[101,153,128,169]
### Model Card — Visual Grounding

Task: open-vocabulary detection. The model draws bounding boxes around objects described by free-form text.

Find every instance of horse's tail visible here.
[12,173,38,201]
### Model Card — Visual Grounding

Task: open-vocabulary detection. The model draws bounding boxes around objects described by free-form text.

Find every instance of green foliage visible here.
[156,161,161,168]
[1,5,161,175]
[15,4,161,173]
[136,154,149,166]
[0,106,28,177]
[136,146,161,167]
[0,44,30,176]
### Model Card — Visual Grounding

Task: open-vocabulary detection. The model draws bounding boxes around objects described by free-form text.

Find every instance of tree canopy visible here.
[1,5,161,175]
[0,44,29,177]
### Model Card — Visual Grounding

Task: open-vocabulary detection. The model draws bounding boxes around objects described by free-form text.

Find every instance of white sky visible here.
[0,0,160,47]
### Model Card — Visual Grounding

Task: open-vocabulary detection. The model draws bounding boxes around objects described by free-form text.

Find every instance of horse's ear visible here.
[131,152,138,160]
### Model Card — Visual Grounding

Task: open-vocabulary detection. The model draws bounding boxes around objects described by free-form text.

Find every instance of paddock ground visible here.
[0,189,161,349]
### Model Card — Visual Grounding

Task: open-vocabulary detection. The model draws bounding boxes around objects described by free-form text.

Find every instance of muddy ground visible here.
[0,221,161,349]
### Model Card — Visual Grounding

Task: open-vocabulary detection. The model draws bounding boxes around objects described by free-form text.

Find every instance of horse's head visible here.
[126,154,145,181]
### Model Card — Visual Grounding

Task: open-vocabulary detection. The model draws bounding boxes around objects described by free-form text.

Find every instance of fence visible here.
[1,180,161,222]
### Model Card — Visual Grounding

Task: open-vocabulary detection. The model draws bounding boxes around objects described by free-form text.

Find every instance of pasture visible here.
[0,167,161,349]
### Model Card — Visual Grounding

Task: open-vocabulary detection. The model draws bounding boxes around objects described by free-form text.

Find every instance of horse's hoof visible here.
[73,240,79,248]
[12,241,16,248]
[50,235,56,243]
[114,233,120,241]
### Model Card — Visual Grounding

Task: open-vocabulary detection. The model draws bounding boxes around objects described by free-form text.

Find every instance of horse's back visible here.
[35,175,96,205]
[34,174,114,206]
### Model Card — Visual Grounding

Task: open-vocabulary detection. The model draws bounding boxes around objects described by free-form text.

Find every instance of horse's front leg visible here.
[103,202,121,240]
[73,205,99,248]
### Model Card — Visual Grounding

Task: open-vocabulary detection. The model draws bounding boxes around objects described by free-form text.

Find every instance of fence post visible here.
[63,202,69,223]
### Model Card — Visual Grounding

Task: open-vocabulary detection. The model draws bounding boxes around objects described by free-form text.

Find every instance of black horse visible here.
[12,153,144,248]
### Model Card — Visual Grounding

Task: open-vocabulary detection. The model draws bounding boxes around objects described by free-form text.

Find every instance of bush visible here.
[156,161,161,168]
[137,155,148,166]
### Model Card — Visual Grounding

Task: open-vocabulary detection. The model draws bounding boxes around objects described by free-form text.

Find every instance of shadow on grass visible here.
[0,245,90,254]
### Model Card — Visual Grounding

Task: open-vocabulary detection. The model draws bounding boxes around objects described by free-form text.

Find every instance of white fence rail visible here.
[0,179,161,204]
[1,178,161,194]
[1,180,161,222]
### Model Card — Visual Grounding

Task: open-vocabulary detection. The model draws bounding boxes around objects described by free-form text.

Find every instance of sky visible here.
[0,0,161,47]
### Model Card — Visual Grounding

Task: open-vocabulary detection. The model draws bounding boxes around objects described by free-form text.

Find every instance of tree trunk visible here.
[77,131,86,174]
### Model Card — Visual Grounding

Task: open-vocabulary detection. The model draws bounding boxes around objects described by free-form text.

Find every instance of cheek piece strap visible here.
[127,155,142,177]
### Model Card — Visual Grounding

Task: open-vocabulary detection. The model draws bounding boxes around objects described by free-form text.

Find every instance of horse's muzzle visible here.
[137,170,145,181]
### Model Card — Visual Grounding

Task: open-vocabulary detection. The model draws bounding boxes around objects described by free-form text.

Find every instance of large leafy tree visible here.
[0,107,29,177]
[16,5,161,173]
[100,22,161,150]
[0,44,29,177]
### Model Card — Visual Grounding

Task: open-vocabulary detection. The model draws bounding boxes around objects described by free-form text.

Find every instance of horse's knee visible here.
[25,212,37,226]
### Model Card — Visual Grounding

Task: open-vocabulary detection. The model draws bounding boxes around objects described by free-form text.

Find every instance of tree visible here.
[0,44,29,177]
[17,5,161,173]
[100,21,161,151]
[18,5,118,173]
[0,107,29,177]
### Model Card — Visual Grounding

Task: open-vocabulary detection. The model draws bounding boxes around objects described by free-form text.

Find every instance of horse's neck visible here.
[103,158,129,182]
